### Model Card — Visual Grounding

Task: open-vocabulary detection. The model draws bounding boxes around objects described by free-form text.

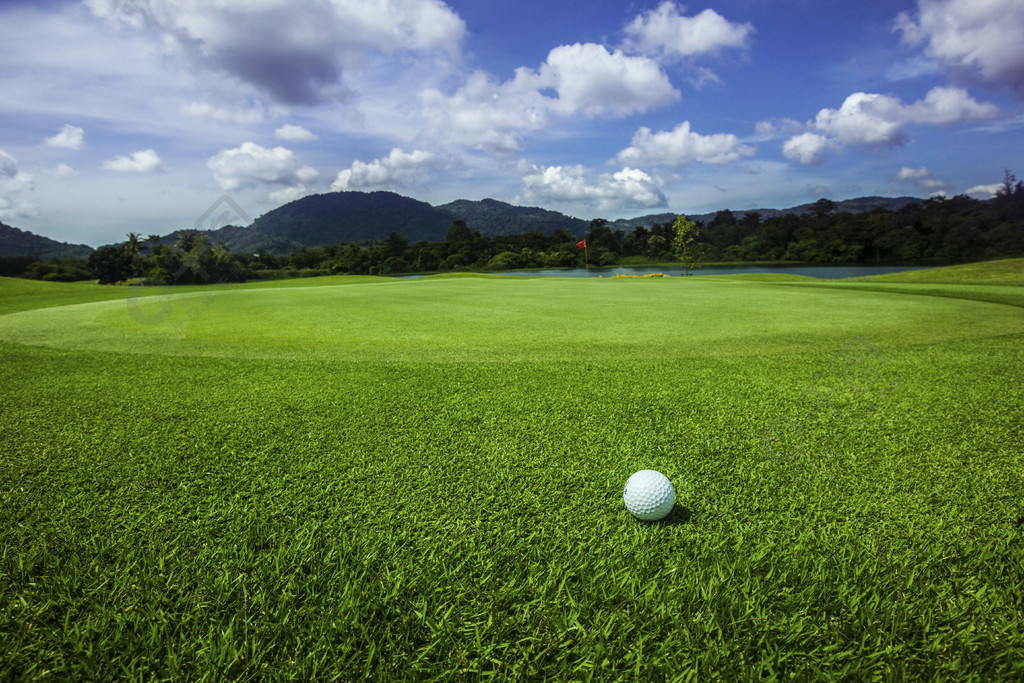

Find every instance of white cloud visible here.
[52,163,76,178]
[903,86,1000,124]
[207,142,318,194]
[419,43,677,152]
[517,161,666,212]
[543,43,680,117]
[101,149,164,172]
[782,133,834,165]
[331,148,439,191]
[419,70,551,154]
[623,2,753,59]
[275,124,318,142]
[86,0,466,105]
[616,121,755,167]
[896,166,931,181]
[896,0,1024,93]
[894,166,951,192]
[44,124,84,149]
[181,101,267,124]
[269,186,311,204]
[754,118,803,139]
[813,92,911,148]
[965,183,1003,199]
[784,87,998,164]
[885,55,941,82]
[0,150,37,220]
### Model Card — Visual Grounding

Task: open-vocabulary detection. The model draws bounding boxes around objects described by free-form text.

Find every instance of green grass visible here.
[851,259,1024,286]
[1,262,1022,680]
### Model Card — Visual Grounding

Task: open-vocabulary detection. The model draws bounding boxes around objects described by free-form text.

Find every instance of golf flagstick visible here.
[577,239,588,277]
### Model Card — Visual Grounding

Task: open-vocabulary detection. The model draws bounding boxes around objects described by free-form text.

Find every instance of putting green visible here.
[1,276,1021,361]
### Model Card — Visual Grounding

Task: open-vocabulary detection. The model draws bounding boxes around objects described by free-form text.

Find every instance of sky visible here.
[1,0,1023,247]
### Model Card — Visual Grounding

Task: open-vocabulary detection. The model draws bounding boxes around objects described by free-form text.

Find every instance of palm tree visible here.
[124,232,141,258]
[124,232,142,277]
[174,229,197,253]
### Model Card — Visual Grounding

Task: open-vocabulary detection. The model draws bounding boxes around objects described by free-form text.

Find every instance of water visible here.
[497,264,933,279]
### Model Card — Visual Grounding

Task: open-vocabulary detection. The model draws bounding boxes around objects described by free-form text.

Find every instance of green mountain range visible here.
[0,221,94,259]
[2,192,925,257]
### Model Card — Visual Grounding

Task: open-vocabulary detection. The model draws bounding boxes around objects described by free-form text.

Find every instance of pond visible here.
[497,264,934,279]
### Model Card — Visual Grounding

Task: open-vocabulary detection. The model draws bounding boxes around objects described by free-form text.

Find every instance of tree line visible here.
[3,172,1022,284]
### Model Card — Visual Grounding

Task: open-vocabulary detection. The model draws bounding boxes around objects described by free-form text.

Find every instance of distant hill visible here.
[438,198,587,236]
[0,221,93,259]
[11,191,930,257]
[157,225,304,256]
[611,197,923,230]
[250,191,452,246]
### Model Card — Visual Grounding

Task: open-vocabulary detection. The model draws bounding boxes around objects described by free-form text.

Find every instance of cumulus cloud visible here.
[101,149,164,172]
[420,44,677,152]
[544,43,680,117]
[623,2,753,60]
[782,132,835,165]
[86,0,467,105]
[0,150,37,220]
[895,0,1024,92]
[275,124,318,142]
[813,92,910,148]
[517,161,666,212]
[207,142,318,195]
[616,121,755,167]
[903,86,1001,124]
[331,148,439,191]
[965,183,1003,199]
[419,70,552,154]
[784,87,998,164]
[44,124,84,149]
[52,163,76,178]
[894,166,951,193]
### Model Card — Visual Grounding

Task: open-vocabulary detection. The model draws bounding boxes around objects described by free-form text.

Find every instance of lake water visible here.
[498,265,933,279]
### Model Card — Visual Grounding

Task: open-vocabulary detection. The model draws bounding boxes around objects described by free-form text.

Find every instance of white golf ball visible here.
[623,469,675,521]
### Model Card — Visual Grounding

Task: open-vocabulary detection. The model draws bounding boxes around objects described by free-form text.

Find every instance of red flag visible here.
[577,239,587,249]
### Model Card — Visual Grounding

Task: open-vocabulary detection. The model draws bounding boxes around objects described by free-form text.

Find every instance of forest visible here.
[3,174,1023,284]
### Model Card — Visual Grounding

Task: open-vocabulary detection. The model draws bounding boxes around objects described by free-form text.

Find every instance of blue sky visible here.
[1,0,1022,247]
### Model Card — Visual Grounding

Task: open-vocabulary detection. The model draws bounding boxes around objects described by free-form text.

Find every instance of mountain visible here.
[159,225,304,256]
[175,193,929,254]
[438,198,587,236]
[0,221,93,259]
[9,191,930,257]
[610,197,923,231]
[250,191,452,246]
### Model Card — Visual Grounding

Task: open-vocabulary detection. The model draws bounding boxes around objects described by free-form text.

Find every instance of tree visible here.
[445,219,473,243]
[124,232,143,277]
[383,231,409,259]
[811,198,837,219]
[671,215,704,275]
[88,244,133,284]
[174,230,198,253]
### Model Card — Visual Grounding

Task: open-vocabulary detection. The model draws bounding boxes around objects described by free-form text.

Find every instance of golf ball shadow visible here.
[629,504,691,525]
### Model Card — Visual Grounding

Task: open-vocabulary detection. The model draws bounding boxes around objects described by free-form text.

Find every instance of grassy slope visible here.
[2,276,1023,361]
[851,258,1024,286]
[1,264,1022,680]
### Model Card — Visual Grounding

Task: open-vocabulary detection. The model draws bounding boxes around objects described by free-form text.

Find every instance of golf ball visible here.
[623,469,675,521]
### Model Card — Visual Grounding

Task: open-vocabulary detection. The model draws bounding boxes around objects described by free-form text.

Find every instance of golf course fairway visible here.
[1,263,1022,680]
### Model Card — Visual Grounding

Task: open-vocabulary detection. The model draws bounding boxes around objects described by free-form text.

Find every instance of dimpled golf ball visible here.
[623,469,675,521]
